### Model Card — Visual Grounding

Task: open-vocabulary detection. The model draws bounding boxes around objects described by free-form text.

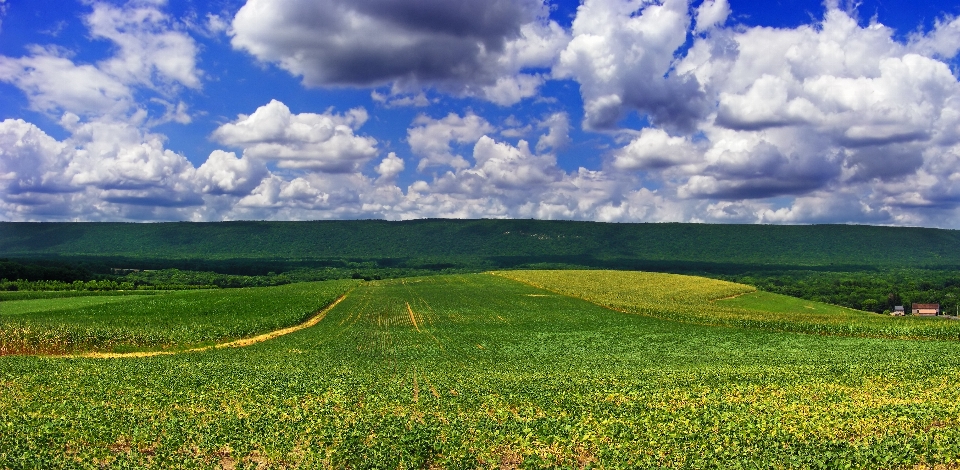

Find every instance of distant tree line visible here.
[715,269,960,315]
[1,263,473,292]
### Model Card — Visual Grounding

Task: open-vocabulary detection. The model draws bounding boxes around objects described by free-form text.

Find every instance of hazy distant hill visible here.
[2,220,959,273]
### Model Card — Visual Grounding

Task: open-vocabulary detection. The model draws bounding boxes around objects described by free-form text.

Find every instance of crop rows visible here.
[496,269,960,340]
[0,280,358,355]
[3,273,960,467]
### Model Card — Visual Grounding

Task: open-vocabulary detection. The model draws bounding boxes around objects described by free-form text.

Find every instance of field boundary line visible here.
[54,289,354,359]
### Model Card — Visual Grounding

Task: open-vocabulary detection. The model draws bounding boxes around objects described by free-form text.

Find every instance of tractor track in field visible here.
[54,290,354,359]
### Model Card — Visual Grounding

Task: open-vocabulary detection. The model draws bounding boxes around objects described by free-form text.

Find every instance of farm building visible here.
[892,306,905,316]
[912,303,940,316]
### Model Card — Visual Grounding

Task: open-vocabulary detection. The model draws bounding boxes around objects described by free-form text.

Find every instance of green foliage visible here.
[0,280,358,355]
[0,258,94,282]
[0,290,160,301]
[0,278,156,292]
[3,273,960,467]
[1,295,152,317]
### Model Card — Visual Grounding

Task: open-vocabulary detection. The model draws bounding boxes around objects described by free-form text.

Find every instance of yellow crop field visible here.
[495,270,960,340]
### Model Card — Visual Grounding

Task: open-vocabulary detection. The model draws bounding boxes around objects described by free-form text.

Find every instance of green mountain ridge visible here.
[2,219,959,270]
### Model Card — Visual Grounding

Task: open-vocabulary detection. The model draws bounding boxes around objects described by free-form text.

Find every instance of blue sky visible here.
[2,0,960,226]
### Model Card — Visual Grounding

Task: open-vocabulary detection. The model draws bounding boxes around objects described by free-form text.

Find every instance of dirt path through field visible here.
[58,290,353,359]
[406,302,420,332]
[711,291,756,302]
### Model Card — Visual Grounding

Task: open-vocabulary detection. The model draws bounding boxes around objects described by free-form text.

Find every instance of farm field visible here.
[0,280,358,355]
[2,272,960,467]
[498,270,960,340]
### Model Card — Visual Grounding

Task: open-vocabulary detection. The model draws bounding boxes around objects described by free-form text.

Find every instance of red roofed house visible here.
[912,303,940,316]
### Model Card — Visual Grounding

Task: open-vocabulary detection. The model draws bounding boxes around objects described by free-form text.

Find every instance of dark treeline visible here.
[0,259,96,283]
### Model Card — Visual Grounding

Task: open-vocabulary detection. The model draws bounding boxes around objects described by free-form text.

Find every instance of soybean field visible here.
[3,272,960,468]
[0,280,358,355]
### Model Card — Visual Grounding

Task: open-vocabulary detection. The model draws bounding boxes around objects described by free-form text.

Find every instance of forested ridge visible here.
[3,219,960,268]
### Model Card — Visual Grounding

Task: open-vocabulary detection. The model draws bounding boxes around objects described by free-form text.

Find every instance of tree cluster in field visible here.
[1,265,473,292]
[0,279,149,292]
[715,269,960,315]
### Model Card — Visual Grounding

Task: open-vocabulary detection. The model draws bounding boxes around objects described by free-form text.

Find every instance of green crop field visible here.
[0,280,358,355]
[3,271,960,467]
[1,295,152,316]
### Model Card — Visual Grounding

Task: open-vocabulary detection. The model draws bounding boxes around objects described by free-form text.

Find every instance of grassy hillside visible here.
[3,220,960,271]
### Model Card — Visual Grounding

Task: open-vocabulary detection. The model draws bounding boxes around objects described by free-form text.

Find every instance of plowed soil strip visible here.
[57,291,353,359]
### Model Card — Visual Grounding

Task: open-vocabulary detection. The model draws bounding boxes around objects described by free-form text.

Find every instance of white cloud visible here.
[0,47,134,118]
[480,74,545,106]
[205,13,230,36]
[195,150,267,196]
[85,1,201,91]
[375,152,405,181]
[0,118,204,220]
[587,4,960,226]
[555,0,705,131]
[212,100,379,173]
[612,128,699,170]
[66,120,198,202]
[390,133,687,222]
[0,119,73,195]
[407,112,495,171]
[694,0,730,34]
[535,112,571,153]
[909,15,960,59]
[471,136,561,189]
[0,1,200,124]
[371,90,432,108]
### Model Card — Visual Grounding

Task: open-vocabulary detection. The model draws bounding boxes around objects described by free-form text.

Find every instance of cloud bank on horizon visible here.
[2,0,960,227]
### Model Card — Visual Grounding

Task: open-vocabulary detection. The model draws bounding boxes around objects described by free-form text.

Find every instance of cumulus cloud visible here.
[375,152,406,181]
[391,132,686,222]
[212,100,379,172]
[0,119,72,195]
[230,0,568,104]
[407,112,495,171]
[555,0,708,131]
[63,120,199,206]
[598,4,960,225]
[195,150,268,196]
[0,117,204,220]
